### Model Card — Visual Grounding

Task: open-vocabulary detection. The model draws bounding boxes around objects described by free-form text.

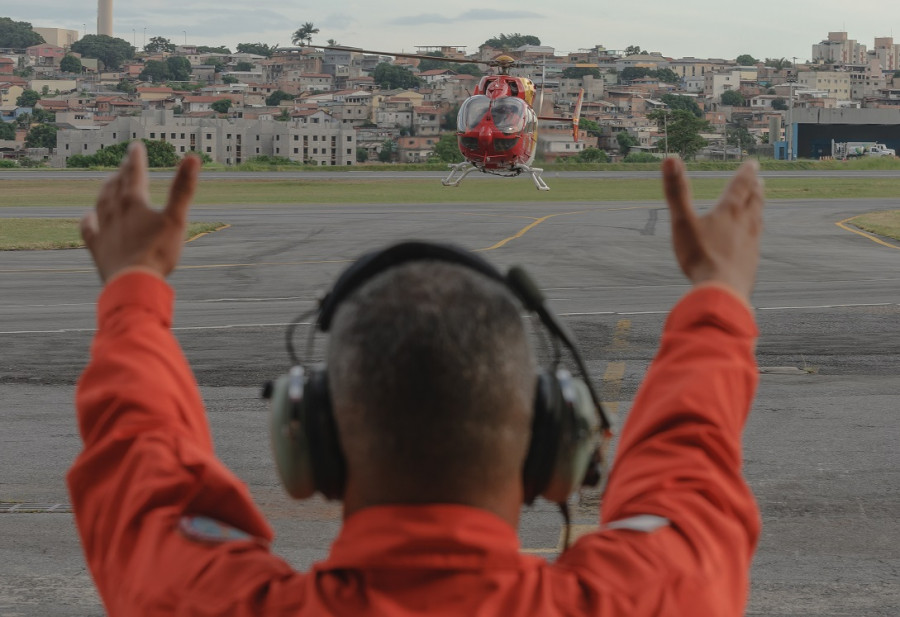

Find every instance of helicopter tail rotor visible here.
[572,88,584,142]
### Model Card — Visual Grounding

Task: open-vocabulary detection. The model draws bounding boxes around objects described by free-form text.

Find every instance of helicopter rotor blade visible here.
[294,44,488,66]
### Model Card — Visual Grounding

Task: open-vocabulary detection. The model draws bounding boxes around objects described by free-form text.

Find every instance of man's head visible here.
[327,261,536,522]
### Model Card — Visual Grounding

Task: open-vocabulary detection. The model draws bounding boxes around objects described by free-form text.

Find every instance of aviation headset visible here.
[264,241,614,506]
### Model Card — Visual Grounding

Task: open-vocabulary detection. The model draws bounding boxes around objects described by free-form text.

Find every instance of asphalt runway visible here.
[1,195,899,615]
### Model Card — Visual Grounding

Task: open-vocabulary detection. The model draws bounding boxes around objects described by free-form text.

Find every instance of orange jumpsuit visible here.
[68,271,760,616]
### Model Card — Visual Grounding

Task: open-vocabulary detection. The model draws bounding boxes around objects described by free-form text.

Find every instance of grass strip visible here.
[847,211,900,241]
[0,220,226,250]
[2,176,900,207]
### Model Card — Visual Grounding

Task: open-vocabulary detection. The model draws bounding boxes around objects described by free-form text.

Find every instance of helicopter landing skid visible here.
[516,163,551,191]
[441,162,551,191]
[441,162,480,187]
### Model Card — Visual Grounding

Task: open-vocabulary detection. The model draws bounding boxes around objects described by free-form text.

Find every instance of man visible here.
[69,141,763,615]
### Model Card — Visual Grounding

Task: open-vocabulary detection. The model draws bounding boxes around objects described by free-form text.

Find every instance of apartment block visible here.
[812,32,867,65]
[797,70,851,101]
[54,109,356,167]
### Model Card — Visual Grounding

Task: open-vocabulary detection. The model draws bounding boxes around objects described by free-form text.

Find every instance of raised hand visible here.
[662,158,764,303]
[80,141,200,283]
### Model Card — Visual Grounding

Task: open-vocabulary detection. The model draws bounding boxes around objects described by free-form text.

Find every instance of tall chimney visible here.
[97,0,113,37]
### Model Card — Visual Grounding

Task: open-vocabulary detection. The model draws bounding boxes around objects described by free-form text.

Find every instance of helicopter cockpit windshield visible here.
[489,97,527,134]
[457,95,528,134]
[457,95,490,132]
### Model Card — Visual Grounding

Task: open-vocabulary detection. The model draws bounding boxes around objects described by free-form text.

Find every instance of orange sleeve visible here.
[67,272,307,615]
[555,286,760,616]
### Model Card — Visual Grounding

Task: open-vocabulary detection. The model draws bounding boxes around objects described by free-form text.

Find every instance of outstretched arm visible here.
[556,160,764,615]
[68,144,305,614]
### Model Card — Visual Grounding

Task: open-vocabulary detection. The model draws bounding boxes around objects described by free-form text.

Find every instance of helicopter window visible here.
[490,97,527,134]
[457,95,491,132]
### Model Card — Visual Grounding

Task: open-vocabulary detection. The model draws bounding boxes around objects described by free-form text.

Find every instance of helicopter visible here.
[305,45,584,190]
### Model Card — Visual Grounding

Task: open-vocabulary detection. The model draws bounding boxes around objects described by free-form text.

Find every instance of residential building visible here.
[396,135,439,162]
[31,28,79,48]
[797,70,851,101]
[812,32,867,65]
[0,57,15,75]
[848,59,887,100]
[55,109,357,167]
[26,44,66,68]
[872,37,900,72]
[0,83,24,107]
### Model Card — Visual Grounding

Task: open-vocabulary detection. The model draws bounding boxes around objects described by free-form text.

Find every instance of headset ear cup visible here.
[303,368,346,500]
[540,376,601,504]
[268,371,318,499]
[522,370,563,505]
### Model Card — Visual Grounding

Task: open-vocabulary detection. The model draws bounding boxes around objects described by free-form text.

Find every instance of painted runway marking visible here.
[475,211,586,252]
[4,305,899,336]
[835,217,900,250]
[0,322,311,335]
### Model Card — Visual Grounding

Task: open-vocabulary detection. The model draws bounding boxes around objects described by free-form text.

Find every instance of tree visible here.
[661,93,702,117]
[211,99,232,114]
[70,35,134,70]
[726,124,755,148]
[771,97,788,110]
[66,140,177,168]
[166,56,192,81]
[482,33,540,50]
[651,109,709,159]
[616,131,638,155]
[356,147,369,163]
[234,61,254,72]
[60,55,83,74]
[222,74,239,84]
[291,22,319,46]
[765,57,792,71]
[236,42,274,57]
[562,67,601,80]
[620,66,652,82]
[116,79,136,94]
[377,139,396,162]
[0,17,45,48]
[432,133,464,162]
[624,45,644,56]
[442,103,460,131]
[207,58,226,73]
[144,36,175,54]
[736,54,758,65]
[139,60,169,82]
[373,63,422,89]
[265,90,294,106]
[654,68,680,84]
[578,118,602,137]
[25,124,57,149]
[16,89,40,107]
[0,121,15,140]
[576,147,610,163]
[721,90,745,106]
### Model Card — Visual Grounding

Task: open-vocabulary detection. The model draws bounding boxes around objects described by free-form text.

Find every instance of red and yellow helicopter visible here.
[308,46,584,190]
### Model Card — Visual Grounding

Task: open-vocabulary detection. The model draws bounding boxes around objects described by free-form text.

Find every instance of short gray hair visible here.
[327,261,535,487]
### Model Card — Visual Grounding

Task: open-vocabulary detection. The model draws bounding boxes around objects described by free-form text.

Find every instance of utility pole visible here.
[787,56,798,160]
[663,108,669,157]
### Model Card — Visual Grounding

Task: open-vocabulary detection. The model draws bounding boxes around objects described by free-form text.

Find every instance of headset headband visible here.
[313,240,613,432]
[317,241,537,331]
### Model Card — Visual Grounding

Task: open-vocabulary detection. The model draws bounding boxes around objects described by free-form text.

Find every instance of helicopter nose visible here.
[478,123,493,152]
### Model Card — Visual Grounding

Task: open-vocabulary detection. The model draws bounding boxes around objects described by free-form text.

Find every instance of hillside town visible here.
[2,19,900,168]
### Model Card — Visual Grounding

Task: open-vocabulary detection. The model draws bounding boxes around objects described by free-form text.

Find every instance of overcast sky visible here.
[7,1,900,62]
